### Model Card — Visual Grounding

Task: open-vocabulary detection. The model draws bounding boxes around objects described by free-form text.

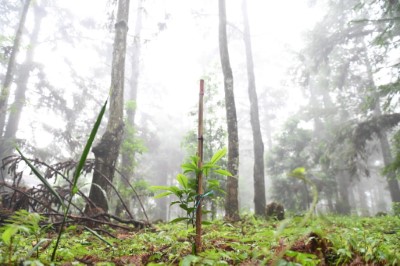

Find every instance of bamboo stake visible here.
[195,79,204,254]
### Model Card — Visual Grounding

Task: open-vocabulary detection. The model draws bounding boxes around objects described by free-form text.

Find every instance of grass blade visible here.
[71,99,108,195]
[51,100,107,261]
[26,238,51,258]
[16,148,65,210]
[84,226,113,247]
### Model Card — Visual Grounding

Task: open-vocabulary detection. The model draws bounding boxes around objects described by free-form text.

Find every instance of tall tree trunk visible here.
[218,0,240,221]
[117,0,143,216]
[0,0,31,138]
[241,0,266,217]
[308,57,354,213]
[378,130,400,202]
[86,0,130,214]
[335,169,351,214]
[364,47,400,203]
[0,3,44,162]
[121,0,142,178]
[356,181,369,216]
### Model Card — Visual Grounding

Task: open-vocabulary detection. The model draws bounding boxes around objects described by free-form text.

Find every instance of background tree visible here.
[0,2,45,164]
[0,0,31,151]
[267,0,400,214]
[86,0,130,214]
[116,0,145,216]
[218,0,239,221]
[242,0,266,216]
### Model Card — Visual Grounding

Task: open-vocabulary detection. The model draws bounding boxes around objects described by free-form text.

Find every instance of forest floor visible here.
[0,214,399,265]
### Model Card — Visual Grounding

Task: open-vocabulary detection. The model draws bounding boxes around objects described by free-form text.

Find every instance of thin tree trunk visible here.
[0,0,31,138]
[1,3,44,162]
[356,181,369,216]
[211,199,217,220]
[335,169,351,214]
[86,0,130,214]
[242,0,266,217]
[121,0,142,179]
[305,69,341,213]
[117,0,143,216]
[307,58,353,214]
[218,0,240,221]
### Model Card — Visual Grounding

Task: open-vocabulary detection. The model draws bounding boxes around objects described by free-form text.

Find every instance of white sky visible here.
[28,0,323,118]
[137,0,323,122]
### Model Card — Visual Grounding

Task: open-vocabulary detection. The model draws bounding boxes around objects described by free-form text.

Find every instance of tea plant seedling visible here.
[152,148,231,253]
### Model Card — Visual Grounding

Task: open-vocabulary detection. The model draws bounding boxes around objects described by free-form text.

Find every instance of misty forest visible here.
[0,0,400,265]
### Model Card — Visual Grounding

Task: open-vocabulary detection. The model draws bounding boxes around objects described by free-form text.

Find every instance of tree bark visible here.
[242,0,266,217]
[0,0,31,138]
[86,0,130,214]
[117,0,143,216]
[218,0,240,221]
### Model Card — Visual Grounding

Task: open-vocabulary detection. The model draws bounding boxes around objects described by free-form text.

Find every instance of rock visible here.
[266,202,285,220]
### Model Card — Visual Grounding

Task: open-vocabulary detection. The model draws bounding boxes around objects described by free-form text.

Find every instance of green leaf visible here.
[168,186,181,194]
[190,155,199,165]
[154,191,173,199]
[2,226,18,245]
[179,203,189,211]
[186,207,196,213]
[2,225,29,245]
[181,162,199,174]
[152,185,179,193]
[151,185,171,191]
[84,226,113,247]
[201,221,212,225]
[214,169,232,177]
[170,200,181,206]
[207,179,220,187]
[202,162,214,169]
[16,148,65,210]
[180,255,199,266]
[170,217,190,223]
[203,190,214,197]
[27,238,51,258]
[177,174,189,189]
[202,163,214,176]
[72,186,79,195]
[210,148,227,164]
[289,167,306,180]
[72,99,107,195]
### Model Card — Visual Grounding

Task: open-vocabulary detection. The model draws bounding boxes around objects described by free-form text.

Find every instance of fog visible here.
[1,0,399,221]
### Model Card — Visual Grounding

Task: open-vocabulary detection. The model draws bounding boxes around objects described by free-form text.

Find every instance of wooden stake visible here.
[195,79,204,254]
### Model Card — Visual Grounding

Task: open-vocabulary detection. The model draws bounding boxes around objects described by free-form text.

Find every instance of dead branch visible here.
[114,167,150,223]
[0,155,152,231]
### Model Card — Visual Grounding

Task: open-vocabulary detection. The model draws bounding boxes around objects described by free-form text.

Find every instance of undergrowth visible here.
[0,213,399,265]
